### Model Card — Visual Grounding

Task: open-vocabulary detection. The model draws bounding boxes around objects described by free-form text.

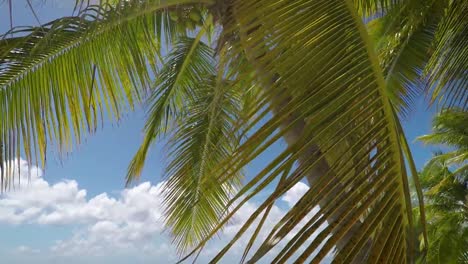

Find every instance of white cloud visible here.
[1,159,331,263]
[281,181,310,207]
[0,159,167,258]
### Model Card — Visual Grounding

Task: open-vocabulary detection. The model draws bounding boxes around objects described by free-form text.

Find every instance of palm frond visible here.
[126,32,213,182]
[0,0,213,189]
[460,250,468,264]
[424,0,468,109]
[418,108,467,182]
[418,109,468,148]
[418,159,467,264]
[163,71,244,252]
[352,0,403,18]
[369,0,442,117]
[1,0,433,262]
[394,106,428,253]
[127,36,249,252]
[178,0,424,262]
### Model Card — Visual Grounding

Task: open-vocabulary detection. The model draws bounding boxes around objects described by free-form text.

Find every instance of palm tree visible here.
[0,0,466,262]
[416,157,467,263]
[415,109,467,263]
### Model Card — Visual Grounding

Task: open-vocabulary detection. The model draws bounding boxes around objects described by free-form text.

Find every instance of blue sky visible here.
[0,1,438,263]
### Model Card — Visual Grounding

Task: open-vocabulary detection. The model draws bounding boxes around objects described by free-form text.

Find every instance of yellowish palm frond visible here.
[425,0,468,109]
[177,0,427,262]
[0,1,431,263]
[0,0,213,190]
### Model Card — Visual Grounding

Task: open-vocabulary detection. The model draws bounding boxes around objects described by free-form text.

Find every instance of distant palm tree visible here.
[416,156,467,263]
[419,109,468,175]
[415,109,467,263]
[0,0,466,262]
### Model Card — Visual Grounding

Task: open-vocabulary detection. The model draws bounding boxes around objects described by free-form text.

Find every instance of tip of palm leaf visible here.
[126,148,148,186]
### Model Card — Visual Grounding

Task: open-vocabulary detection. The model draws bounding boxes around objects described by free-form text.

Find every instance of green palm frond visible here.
[460,250,468,264]
[395,106,428,251]
[2,0,435,262]
[0,0,213,189]
[126,24,264,251]
[127,32,256,252]
[418,159,467,264]
[176,0,425,262]
[163,70,244,252]
[126,32,213,182]
[418,109,468,149]
[369,0,442,117]
[368,0,467,115]
[425,0,468,109]
[352,0,403,18]
[418,109,468,175]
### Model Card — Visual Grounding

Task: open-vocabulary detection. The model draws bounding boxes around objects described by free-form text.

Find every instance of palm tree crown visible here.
[0,0,467,262]
[417,110,468,263]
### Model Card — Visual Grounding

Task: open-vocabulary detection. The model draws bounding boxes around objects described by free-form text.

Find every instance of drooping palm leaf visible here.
[162,70,244,252]
[368,0,467,115]
[418,108,468,175]
[369,0,443,117]
[178,0,426,262]
[395,110,428,254]
[418,109,467,149]
[418,159,467,264]
[352,0,403,18]
[0,0,213,189]
[127,33,258,252]
[1,0,434,262]
[126,31,213,182]
[424,0,468,109]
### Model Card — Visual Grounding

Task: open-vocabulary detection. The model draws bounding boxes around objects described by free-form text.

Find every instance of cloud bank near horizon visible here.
[0,159,329,263]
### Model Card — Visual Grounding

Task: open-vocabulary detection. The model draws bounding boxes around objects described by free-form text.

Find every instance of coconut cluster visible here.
[169,7,203,31]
